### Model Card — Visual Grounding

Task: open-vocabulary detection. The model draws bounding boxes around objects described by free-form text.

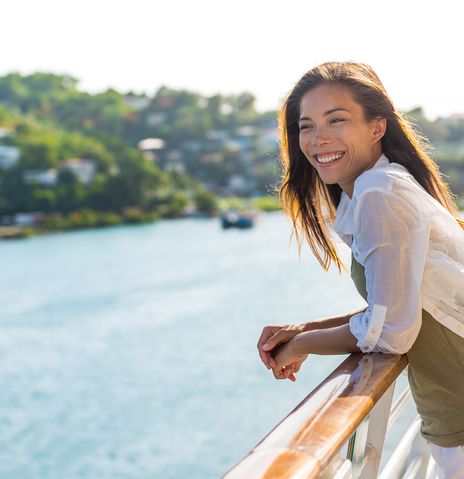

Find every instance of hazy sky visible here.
[3,0,463,119]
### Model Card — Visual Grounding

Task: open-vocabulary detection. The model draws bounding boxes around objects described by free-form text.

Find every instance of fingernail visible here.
[262,344,270,350]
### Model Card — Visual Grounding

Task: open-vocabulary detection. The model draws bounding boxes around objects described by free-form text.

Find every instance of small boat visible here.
[220,210,256,229]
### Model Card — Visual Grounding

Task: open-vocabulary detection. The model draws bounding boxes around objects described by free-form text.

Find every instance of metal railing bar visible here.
[401,454,427,479]
[379,418,421,479]
[425,456,437,479]
[329,458,352,479]
[387,387,412,430]
[347,415,370,477]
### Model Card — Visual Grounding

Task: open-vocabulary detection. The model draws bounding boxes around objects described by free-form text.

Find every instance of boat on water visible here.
[220,210,257,229]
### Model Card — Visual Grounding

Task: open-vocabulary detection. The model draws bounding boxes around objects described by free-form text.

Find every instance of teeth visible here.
[316,152,344,163]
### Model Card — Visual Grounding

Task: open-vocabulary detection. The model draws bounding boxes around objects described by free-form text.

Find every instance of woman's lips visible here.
[315,151,345,166]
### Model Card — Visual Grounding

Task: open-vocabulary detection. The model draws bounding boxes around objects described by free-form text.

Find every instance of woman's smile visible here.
[314,151,346,165]
[298,84,385,196]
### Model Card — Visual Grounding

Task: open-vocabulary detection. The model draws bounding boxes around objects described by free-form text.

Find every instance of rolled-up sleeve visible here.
[349,187,431,354]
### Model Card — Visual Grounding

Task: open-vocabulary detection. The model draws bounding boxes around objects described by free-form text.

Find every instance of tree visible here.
[194,189,219,215]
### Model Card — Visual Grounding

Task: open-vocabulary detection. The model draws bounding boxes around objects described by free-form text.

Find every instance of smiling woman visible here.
[298,84,386,197]
[257,61,464,479]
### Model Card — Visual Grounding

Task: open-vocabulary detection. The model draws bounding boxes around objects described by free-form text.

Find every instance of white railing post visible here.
[402,426,432,479]
[359,382,396,479]
[347,415,370,477]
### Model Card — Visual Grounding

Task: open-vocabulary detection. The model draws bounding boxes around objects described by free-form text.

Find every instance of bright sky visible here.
[3,0,463,119]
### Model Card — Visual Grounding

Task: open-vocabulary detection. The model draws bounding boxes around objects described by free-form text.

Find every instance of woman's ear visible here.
[371,117,387,143]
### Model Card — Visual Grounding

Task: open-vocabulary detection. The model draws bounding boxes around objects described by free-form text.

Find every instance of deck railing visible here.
[222,353,437,479]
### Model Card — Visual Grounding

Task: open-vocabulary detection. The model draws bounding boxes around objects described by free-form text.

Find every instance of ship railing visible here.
[222,352,437,479]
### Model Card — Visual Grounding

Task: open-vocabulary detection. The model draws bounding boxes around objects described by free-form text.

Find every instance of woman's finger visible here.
[257,326,280,351]
[262,324,302,352]
[262,330,288,352]
[281,366,295,380]
[257,326,282,368]
[256,327,273,368]
[261,350,275,369]
[263,351,277,369]
[292,361,303,373]
[259,346,277,369]
[272,364,295,380]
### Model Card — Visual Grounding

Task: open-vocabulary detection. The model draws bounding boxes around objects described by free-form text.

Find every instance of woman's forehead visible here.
[299,84,361,117]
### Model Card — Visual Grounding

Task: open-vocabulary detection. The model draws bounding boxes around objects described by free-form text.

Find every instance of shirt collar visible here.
[340,152,390,203]
[333,152,390,238]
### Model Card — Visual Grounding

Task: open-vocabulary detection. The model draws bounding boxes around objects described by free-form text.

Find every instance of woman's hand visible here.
[257,324,305,370]
[271,338,308,381]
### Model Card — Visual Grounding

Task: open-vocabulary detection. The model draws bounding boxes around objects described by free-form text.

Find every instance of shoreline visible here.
[0,196,283,240]
[0,209,283,240]
[3,206,462,241]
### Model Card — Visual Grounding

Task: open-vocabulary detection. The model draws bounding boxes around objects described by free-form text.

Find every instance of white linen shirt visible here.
[333,153,464,354]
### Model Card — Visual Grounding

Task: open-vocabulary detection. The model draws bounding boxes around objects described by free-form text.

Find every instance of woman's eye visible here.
[330,118,346,124]
[299,125,313,131]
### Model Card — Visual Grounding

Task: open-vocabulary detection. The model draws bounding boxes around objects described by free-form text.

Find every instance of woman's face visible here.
[298,83,385,197]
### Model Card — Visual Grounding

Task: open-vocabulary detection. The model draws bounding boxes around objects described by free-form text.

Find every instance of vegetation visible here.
[0,73,462,239]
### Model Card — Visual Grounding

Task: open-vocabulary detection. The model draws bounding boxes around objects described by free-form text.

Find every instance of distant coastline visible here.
[0,195,283,240]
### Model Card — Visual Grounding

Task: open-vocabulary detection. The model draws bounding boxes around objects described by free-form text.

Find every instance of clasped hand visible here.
[257,324,309,381]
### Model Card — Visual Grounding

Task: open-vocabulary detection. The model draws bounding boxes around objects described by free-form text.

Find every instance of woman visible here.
[256,61,464,478]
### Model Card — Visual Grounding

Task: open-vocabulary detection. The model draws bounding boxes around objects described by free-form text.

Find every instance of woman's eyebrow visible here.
[299,107,350,122]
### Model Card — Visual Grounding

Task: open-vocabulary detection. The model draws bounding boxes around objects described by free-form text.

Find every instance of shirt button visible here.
[354,251,359,257]
[371,327,377,334]
[363,346,369,351]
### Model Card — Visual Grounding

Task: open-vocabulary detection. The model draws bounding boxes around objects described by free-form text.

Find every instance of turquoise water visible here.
[0,212,375,478]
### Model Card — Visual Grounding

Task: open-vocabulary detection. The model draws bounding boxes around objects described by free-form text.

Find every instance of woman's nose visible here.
[312,127,331,146]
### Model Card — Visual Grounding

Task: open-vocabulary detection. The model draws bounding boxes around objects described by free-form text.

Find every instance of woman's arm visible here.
[271,184,432,379]
[347,187,431,354]
[293,323,360,355]
[270,323,360,378]
[259,307,367,370]
[301,306,368,332]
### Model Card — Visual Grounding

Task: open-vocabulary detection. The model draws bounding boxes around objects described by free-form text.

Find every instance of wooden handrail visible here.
[222,353,408,479]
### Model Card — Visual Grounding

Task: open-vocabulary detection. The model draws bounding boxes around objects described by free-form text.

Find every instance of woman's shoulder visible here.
[350,158,429,227]
[352,157,413,199]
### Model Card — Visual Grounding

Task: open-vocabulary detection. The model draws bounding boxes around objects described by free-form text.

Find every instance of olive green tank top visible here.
[350,255,464,447]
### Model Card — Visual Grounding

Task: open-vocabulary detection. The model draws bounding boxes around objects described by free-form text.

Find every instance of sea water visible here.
[0,212,413,479]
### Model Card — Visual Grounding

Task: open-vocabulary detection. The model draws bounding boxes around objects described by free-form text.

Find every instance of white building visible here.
[0,145,20,170]
[0,127,13,139]
[61,158,96,185]
[14,212,46,226]
[228,174,252,194]
[257,126,279,152]
[23,169,58,186]
[124,95,150,111]
[137,138,166,151]
[206,130,229,141]
[145,112,167,127]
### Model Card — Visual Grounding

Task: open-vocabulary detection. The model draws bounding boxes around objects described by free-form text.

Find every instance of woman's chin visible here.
[317,174,340,186]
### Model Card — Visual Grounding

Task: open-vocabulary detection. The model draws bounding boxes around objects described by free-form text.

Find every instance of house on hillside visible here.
[14,212,47,226]
[23,169,58,186]
[0,145,20,170]
[61,158,96,185]
[0,127,14,139]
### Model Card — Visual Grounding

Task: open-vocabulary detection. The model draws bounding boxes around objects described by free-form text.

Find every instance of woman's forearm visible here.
[302,306,368,332]
[292,323,360,355]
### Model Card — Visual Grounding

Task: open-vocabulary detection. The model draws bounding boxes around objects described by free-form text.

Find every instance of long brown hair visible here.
[278,61,464,272]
